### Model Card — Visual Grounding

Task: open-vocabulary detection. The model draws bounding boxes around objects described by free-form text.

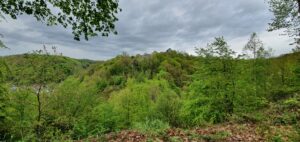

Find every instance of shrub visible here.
[132,119,170,136]
[283,98,300,109]
[269,89,293,102]
[272,134,283,142]
[96,80,108,92]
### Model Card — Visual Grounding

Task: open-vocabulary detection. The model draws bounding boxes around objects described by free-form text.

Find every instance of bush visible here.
[155,89,181,127]
[180,96,211,127]
[232,112,265,124]
[273,113,299,125]
[272,134,283,142]
[269,89,293,102]
[283,98,300,109]
[96,80,108,92]
[109,79,179,128]
[109,75,126,86]
[72,103,119,139]
[132,119,170,136]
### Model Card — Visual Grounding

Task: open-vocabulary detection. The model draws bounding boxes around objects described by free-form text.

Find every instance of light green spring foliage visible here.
[5,88,36,141]
[109,79,180,128]
[0,58,9,139]
[0,35,300,141]
[183,37,236,125]
[132,119,170,136]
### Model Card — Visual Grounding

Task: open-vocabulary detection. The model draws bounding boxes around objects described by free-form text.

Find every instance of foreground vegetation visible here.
[1,36,300,141]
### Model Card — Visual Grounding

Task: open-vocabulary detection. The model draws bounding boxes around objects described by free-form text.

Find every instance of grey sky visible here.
[0,0,294,60]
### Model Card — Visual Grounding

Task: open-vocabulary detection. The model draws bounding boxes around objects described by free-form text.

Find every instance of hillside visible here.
[0,50,300,141]
[1,54,95,85]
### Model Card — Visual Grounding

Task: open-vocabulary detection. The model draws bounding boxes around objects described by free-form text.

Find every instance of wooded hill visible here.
[1,47,300,141]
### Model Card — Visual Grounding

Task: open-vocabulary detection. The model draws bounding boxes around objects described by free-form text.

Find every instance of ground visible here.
[77,123,298,142]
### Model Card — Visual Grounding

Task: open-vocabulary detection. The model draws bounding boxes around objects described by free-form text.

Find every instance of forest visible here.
[0,34,300,141]
[1,0,300,141]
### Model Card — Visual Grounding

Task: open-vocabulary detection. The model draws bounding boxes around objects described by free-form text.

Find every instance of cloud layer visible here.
[0,0,294,60]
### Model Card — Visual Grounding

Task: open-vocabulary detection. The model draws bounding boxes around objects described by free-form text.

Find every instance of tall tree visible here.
[243,33,271,98]
[244,33,264,59]
[0,0,121,40]
[22,46,68,140]
[193,37,237,123]
[268,0,300,46]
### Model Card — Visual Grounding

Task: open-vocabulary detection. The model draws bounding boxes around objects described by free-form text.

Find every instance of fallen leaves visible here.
[78,123,299,142]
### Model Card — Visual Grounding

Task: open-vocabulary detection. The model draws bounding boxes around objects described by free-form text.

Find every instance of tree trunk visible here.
[298,0,300,14]
[36,85,42,141]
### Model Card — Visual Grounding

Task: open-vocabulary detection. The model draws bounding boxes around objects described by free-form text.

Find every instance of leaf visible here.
[0,39,7,48]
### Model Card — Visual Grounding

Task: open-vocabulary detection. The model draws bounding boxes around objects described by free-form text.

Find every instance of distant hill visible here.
[1,54,96,85]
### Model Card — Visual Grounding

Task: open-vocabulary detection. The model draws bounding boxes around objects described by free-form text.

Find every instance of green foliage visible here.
[0,59,10,140]
[268,0,300,47]
[0,39,6,48]
[4,53,87,85]
[0,0,121,40]
[272,134,284,142]
[268,1,300,34]
[154,88,181,126]
[109,80,153,128]
[185,37,237,125]
[91,103,119,133]
[1,37,300,140]
[295,59,300,85]
[200,131,231,141]
[132,119,170,136]
[45,77,98,138]
[283,98,300,109]
[5,88,36,141]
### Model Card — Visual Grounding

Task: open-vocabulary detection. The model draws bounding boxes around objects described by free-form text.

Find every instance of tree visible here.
[243,33,271,97]
[46,77,99,139]
[189,37,237,124]
[0,56,9,140]
[295,59,300,85]
[155,91,181,126]
[0,0,121,40]
[0,24,9,137]
[5,88,36,141]
[109,79,155,128]
[22,46,70,140]
[244,33,264,59]
[0,14,6,48]
[268,0,300,46]
[0,34,6,48]
[292,46,300,52]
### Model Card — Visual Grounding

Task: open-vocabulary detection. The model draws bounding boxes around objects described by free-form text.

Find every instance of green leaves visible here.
[0,0,120,41]
[1,46,300,140]
[0,33,7,48]
[195,37,235,58]
[268,0,299,31]
[268,0,300,44]
[0,40,6,48]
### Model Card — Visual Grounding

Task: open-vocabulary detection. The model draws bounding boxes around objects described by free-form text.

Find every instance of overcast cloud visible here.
[0,0,294,60]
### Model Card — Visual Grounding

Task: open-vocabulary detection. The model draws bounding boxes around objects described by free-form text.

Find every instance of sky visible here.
[0,0,295,60]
